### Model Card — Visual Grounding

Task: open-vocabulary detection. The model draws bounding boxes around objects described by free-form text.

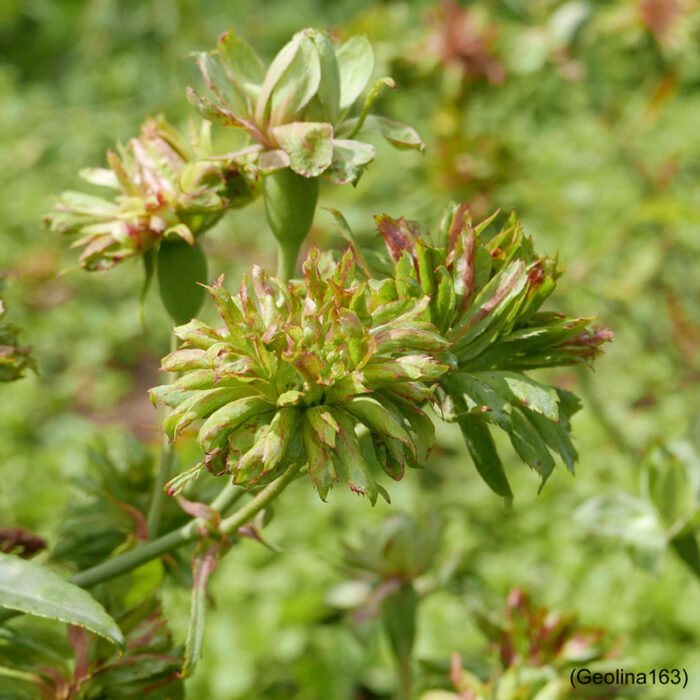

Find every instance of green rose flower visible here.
[45,116,257,270]
[151,248,448,502]
[338,202,612,496]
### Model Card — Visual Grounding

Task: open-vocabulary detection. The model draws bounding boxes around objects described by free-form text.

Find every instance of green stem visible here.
[276,240,299,282]
[219,463,301,534]
[146,334,178,538]
[398,659,412,700]
[72,522,199,588]
[0,465,302,626]
[75,463,301,589]
[146,433,175,538]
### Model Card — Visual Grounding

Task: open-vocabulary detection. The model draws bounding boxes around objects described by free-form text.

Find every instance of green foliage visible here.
[341,203,611,495]
[3,1,700,698]
[188,27,423,182]
[0,553,124,649]
[156,239,209,325]
[422,587,630,700]
[577,440,700,578]
[44,116,257,271]
[0,287,34,383]
[150,248,451,502]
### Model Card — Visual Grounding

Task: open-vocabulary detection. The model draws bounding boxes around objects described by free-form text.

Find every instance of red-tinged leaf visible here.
[375,214,419,263]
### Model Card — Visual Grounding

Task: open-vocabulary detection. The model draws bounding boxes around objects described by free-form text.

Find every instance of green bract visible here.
[0,298,34,383]
[150,248,449,503]
[341,203,612,497]
[45,116,257,270]
[188,27,424,183]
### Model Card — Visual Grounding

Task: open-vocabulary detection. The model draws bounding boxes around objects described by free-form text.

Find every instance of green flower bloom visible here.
[340,203,612,496]
[151,249,449,502]
[0,297,34,383]
[45,116,257,270]
[188,27,424,183]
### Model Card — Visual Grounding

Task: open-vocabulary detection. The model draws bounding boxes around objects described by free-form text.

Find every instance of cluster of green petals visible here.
[45,116,257,270]
[0,298,34,382]
[150,248,449,502]
[188,27,424,183]
[343,203,613,496]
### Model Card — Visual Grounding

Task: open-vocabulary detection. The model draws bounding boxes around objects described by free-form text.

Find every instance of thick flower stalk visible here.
[343,202,612,496]
[150,249,449,502]
[0,299,34,382]
[45,116,257,270]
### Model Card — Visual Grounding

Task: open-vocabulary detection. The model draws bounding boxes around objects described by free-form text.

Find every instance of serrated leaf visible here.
[509,407,556,484]
[332,408,379,503]
[457,415,512,498]
[306,406,340,448]
[526,407,578,474]
[0,553,124,649]
[476,371,559,421]
[446,372,512,431]
[302,417,336,499]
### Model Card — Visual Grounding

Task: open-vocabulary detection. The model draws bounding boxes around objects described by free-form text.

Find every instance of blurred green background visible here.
[2,0,700,697]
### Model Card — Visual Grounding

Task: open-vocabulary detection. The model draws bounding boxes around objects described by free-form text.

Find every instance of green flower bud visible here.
[188,27,424,186]
[151,247,449,503]
[45,116,258,270]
